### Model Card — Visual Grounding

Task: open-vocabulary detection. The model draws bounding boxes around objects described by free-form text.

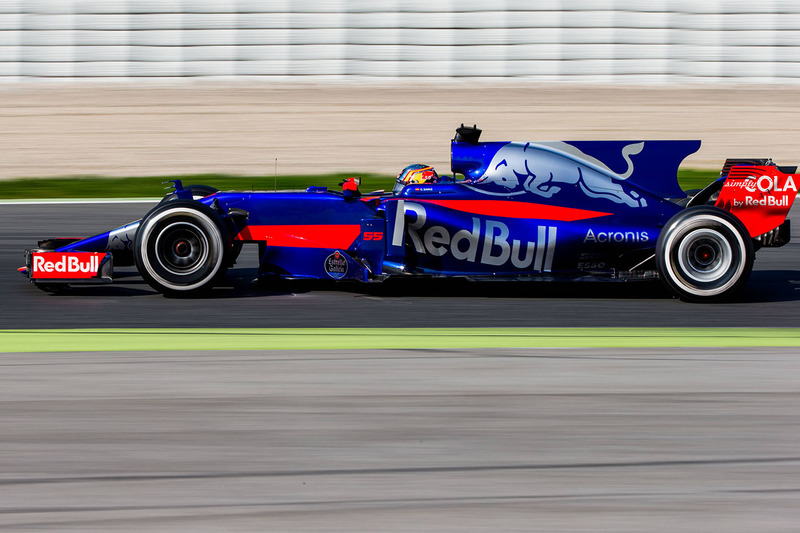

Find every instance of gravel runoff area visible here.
[0,83,798,180]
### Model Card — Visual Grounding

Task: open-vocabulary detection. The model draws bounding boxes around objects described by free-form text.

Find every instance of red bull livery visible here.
[19,125,797,302]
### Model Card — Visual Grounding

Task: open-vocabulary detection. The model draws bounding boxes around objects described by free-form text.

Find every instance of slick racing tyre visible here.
[656,206,754,302]
[135,200,231,296]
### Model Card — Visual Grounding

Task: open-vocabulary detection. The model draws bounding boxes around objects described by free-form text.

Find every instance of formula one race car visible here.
[20,125,797,301]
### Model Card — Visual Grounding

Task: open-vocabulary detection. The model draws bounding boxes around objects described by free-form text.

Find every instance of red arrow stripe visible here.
[237,224,362,249]
[418,199,611,221]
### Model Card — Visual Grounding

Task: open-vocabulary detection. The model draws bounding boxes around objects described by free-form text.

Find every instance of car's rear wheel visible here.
[656,206,753,302]
[135,200,231,296]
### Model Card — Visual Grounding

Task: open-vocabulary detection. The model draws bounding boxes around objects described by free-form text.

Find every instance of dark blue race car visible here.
[21,125,797,302]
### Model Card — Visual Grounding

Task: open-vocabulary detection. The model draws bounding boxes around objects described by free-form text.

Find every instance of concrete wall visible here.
[2,1,800,83]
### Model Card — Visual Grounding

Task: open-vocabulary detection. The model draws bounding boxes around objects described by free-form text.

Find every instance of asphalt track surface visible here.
[0,347,799,531]
[2,202,799,328]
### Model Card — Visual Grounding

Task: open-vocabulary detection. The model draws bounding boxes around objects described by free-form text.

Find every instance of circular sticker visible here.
[324,250,348,279]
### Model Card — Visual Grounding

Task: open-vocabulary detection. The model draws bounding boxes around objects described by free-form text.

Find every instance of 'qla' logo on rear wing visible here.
[716,166,798,237]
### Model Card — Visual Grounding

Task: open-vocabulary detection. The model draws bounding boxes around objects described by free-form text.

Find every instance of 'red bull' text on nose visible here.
[31,253,101,278]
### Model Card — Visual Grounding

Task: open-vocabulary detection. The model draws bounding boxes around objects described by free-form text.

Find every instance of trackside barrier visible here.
[0,1,799,83]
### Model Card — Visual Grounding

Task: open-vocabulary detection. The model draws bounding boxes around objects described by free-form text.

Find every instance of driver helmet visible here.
[394,164,438,194]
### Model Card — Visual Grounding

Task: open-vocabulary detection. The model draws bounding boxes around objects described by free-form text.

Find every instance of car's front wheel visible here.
[134,200,231,296]
[656,206,753,302]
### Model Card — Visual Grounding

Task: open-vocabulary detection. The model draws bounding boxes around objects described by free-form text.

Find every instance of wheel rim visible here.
[662,214,748,298]
[154,222,210,276]
[676,228,732,284]
[138,206,226,292]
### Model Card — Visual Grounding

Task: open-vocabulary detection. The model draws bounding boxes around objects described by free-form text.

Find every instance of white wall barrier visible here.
[1,0,799,82]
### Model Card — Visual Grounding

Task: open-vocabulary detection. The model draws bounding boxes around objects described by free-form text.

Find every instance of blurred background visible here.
[0,0,799,179]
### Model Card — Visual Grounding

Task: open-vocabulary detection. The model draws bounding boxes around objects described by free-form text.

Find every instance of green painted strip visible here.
[0,198,159,205]
[1,328,799,353]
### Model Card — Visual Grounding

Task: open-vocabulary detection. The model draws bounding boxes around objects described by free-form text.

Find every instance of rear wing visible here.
[714,162,797,240]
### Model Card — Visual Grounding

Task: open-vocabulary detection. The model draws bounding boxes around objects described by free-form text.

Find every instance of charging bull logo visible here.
[108,221,139,251]
[393,202,557,271]
[473,142,648,208]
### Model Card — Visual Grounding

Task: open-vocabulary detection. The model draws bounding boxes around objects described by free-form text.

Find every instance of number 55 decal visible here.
[363,232,384,241]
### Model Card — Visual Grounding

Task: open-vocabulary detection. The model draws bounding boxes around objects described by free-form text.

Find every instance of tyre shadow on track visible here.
[740,270,800,303]
[225,268,675,301]
[39,268,800,304]
[231,268,800,303]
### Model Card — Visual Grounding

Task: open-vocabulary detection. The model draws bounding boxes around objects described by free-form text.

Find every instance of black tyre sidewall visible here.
[656,206,754,302]
[135,200,230,295]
